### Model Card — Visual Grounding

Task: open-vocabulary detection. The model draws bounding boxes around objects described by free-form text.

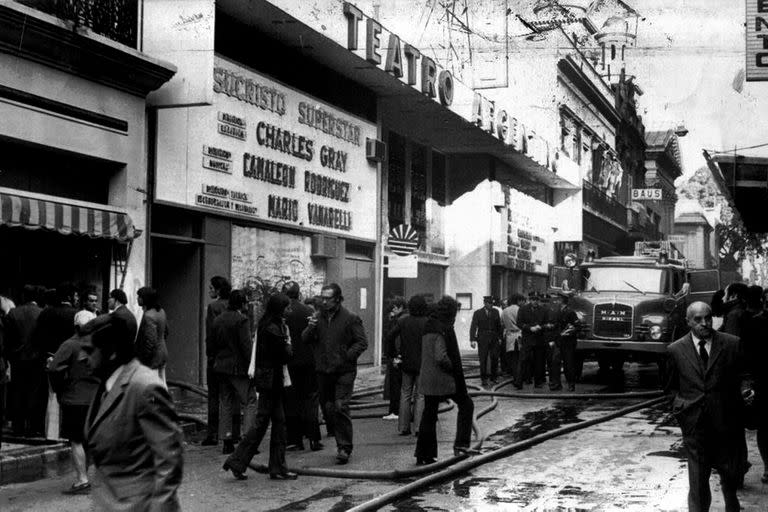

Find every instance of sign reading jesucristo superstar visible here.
[155,56,378,241]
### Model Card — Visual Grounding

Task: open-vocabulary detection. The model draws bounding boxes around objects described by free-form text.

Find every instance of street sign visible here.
[667,235,686,243]
[631,188,662,200]
[388,224,419,256]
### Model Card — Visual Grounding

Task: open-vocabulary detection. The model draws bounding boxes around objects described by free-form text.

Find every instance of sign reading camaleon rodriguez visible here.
[155,55,378,241]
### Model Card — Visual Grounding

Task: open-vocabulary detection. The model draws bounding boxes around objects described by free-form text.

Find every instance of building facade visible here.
[141,0,573,366]
[0,1,174,310]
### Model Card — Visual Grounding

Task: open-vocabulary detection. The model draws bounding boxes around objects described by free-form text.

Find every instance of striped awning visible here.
[0,191,137,242]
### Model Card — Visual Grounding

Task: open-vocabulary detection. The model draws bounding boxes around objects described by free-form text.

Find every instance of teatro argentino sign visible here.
[341,1,554,169]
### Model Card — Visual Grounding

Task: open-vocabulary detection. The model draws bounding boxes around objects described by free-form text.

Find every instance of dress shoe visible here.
[309,440,324,451]
[549,385,563,391]
[222,462,247,480]
[222,439,235,455]
[513,383,523,390]
[481,379,489,387]
[286,443,304,452]
[568,384,576,392]
[270,471,298,480]
[416,457,436,465]
[201,437,218,446]
[336,449,350,464]
[398,430,412,436]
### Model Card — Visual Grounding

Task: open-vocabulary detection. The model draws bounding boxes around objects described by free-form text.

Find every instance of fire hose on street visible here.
[168,375,668,509]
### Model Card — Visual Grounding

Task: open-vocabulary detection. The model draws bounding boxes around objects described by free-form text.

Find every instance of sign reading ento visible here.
[747,0,768,81]
[631,188,663,201]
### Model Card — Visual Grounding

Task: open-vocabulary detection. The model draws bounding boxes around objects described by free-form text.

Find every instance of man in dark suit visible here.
[302,283,367,464]
[470,296,503,386]
[4,284,43,435]
[80,289,138,354]
[666,301,753,512]
[202,276,232,446]
[515,293,549,389]
[282,281,322,452]
[83,310,183,511]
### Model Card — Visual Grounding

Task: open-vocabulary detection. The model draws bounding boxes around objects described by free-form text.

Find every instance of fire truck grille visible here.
[593,303,633,339]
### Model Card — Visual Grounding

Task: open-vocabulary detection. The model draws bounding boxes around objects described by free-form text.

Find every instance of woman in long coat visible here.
[223,293,295,480]
[415,295,475,465]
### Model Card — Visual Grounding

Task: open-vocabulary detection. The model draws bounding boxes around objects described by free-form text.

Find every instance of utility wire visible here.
[708,142,768,154]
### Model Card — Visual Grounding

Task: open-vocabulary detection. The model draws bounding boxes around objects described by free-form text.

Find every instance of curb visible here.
[0,441,70,486]
[0,419,201,487]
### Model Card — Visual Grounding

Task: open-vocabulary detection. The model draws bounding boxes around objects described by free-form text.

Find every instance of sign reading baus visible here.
[631,188,662,201]
[155,56,378,241]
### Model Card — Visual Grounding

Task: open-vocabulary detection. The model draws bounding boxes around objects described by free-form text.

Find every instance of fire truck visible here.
[549,241,720,378]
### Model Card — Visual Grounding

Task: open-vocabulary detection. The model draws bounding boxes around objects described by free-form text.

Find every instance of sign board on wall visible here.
[505,187,552,274]
[631,188,662,201]
[155,56,378,241]
[387,254,418,278]
[746,0,768,81]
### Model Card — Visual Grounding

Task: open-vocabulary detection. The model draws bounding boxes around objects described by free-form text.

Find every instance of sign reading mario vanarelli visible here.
[155,55,378,241]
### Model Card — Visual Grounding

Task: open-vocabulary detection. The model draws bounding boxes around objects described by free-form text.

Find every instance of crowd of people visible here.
[2,274,768,510]
[464,292,579,391]
[0,282,180,507]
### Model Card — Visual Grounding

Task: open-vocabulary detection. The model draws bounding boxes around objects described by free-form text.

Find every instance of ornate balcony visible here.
[582,179,627,228]
[17,0,137,47]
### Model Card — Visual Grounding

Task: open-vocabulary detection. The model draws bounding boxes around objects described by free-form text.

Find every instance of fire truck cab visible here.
[549,242,720,378]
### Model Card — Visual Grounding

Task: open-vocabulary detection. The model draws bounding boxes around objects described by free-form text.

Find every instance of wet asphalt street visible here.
[2,362,767,511]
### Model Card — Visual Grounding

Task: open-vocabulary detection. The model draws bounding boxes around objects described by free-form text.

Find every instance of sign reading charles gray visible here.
[747,0,768,81]
[319,145,348,172]
[213,67,287,115]
[155,57,377,239]
[256,121,314,161]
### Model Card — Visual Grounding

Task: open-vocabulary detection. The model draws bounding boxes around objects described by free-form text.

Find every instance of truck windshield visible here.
[585,267,663,293]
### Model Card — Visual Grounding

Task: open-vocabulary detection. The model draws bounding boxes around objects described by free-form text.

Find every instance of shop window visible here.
[411,144,427,252]
[387,131,406,230]
[429,152,447,255]
[0,141,113,204]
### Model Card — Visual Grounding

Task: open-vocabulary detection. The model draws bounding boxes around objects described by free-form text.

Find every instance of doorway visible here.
[151,237,203,384]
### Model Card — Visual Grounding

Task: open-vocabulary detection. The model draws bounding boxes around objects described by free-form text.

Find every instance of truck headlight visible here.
[649,325,662,340]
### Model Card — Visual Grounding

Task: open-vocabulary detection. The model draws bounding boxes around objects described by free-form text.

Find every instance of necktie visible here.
[698,340,709,368]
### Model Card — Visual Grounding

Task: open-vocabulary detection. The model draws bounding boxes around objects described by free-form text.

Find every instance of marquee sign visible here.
[155,56,378,241]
